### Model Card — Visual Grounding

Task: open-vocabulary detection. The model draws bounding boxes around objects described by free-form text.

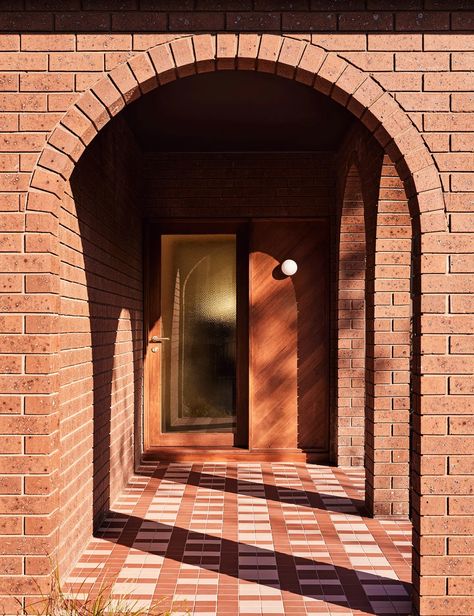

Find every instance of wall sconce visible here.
[281,259,298,276]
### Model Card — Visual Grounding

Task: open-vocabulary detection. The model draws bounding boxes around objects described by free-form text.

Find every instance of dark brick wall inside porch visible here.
[143,152,335,219]
[58,117,144,574]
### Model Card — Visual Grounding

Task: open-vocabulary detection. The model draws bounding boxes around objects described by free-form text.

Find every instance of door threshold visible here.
[142,447,328,463]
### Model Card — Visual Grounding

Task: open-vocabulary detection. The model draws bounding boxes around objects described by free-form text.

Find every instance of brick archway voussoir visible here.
[27,32,447,233]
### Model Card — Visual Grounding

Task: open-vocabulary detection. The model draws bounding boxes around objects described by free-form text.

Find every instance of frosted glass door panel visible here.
[160,234,237,433]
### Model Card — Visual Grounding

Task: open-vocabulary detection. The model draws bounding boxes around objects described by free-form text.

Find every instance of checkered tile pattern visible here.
[66,464,412,615]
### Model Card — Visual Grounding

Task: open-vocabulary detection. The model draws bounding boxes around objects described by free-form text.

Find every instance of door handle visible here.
[149,336,170,343]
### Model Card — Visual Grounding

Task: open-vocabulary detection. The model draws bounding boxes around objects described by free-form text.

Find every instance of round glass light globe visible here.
[281,259,298,276]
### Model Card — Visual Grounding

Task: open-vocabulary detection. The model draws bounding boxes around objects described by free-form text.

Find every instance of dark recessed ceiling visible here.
[123,70,354,152]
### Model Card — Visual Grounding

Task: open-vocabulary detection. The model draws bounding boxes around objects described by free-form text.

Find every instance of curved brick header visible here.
[26,33,446,234]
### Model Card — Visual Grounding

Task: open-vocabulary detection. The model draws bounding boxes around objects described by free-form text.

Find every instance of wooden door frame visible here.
[143,219,249,453]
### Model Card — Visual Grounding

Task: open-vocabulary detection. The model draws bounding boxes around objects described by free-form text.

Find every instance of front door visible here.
[145,219,329,460]
[145,222,248,450]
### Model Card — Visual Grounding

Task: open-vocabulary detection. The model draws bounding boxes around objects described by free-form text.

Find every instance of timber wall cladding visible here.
[0,4,470,615]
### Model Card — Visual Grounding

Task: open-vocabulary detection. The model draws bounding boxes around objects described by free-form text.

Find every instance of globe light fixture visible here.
[281,259,298,276]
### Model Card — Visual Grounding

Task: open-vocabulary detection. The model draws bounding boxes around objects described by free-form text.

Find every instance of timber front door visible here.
[145,220,329,461]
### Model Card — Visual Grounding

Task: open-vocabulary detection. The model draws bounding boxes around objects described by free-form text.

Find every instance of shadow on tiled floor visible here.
[66,463,412,615]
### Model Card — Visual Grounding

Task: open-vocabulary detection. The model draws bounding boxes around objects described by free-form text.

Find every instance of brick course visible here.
[0,10,471,616]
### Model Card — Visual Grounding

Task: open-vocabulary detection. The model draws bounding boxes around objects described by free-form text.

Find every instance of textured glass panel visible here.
[161,235,236,433]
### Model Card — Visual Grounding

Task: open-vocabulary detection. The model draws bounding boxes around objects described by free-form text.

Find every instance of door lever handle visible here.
[149,336,170,343]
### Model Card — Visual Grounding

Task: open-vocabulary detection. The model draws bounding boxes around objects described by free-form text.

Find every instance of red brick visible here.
[55,12,111,32]
[24,556,52,576]
[21,34,75,51]
[425,113,474,133]
[451,143,474,166]
[104,51,135,71]
[0,34,20,51]
[276,37,306,79]
[133,33,177,50]
[282,12,336,32]
[20,73,74,93]
[47,92,79,112]
[0,93,46,112]
[0,52,47,71]
[170,12,225,31]
[450,214,474,233]
[338,12,393,31]
[344,51,394,72]
[49,52,104,72]
[368,33,421,50]
[449,456,474,475]
[128,52,158,93]
[419,597,474,615]
[395,11,449,31]
[451,11,474,31]
[312,33,366,50]
[148,44,176,84]
[77,34,132,51]
[451,52,474,71]
[112,11,167,32]
[424,72,474,92]
[448,577,474,596]
[449,496,474,515]
[451,93,474,112]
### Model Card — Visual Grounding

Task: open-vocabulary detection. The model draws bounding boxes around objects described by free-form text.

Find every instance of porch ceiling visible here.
[123,70,354,152]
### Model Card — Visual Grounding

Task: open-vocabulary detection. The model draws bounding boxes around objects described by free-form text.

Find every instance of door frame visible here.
[143,219,249,453]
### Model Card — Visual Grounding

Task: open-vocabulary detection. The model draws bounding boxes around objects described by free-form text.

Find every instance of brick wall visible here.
[335,163,366,467]
[365,152,412,519]
[58,116,143,573]
[0,11,472,615]
[143,152,334,218]
[336,124,412,518]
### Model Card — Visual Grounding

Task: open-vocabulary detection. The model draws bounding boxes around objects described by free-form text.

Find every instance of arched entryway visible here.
[25,33,447,615]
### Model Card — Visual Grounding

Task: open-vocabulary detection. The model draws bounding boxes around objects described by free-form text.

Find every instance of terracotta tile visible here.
[65,463,412,615]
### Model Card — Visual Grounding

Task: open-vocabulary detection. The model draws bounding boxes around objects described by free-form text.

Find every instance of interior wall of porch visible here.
[57,144,342,573]
[55,120,414,578]
[336,124,412,518]
[58,117,144,574]
[335,163,366,467]
[142,152,335,219]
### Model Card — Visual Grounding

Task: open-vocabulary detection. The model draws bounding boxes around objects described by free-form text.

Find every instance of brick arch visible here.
[335,129,414,518]
[26,33,446,234]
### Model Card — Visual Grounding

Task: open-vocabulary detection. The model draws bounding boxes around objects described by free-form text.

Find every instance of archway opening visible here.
[60,67,413,613]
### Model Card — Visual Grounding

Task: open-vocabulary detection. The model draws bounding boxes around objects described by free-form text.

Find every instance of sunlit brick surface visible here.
[66,463,411,615]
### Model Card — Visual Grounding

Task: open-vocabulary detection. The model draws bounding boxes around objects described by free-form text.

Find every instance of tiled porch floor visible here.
[66,463,412,615]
